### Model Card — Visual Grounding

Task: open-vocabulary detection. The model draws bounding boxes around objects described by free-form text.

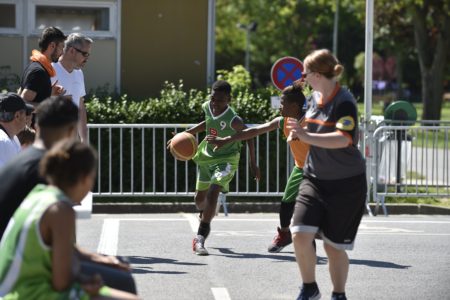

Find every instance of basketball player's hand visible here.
[205,135,228,151]
[51,80,66,96]
[94,254,131,272]
[250,163,261,181]
[166,131,176,150]
[286,118,306,141]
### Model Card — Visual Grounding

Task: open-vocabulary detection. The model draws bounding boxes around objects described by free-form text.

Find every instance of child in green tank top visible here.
[169,80,260,256]
[0,140,138,300]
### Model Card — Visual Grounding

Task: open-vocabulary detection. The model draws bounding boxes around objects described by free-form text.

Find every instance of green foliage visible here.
[0,66,20,92]
[86,74,280,124]
[215,0,365,89]
[217,65,252,93]
[86,81,206,124]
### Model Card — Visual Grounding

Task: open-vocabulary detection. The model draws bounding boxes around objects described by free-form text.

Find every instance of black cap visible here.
[0,92,34,115]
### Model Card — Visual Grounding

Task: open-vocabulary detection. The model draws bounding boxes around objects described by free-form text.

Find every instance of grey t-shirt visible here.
[303,86,365,180]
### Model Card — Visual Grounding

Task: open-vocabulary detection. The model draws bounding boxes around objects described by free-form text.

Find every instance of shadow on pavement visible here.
[125,255,207,274]
[349,258,410,269]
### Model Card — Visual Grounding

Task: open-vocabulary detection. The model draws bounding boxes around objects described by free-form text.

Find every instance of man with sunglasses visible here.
[52,33,93,143]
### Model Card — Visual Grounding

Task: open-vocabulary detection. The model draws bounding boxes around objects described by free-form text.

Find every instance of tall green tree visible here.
[215,0,365,89]
[346,0,450,120]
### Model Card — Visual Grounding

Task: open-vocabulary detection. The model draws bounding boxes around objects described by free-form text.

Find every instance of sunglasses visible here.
[73,47,90,58]
[302,71,313,79]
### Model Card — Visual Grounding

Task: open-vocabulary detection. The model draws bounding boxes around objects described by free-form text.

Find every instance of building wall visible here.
[121,0,208,98]
[0,36,23,92]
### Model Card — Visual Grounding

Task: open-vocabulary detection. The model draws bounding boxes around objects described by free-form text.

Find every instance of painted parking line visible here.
[97,219,119,255]
[181,213,200,233]
[211,287,231,300]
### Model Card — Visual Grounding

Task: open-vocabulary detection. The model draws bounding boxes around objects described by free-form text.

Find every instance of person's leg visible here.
[293,232,316,282]
[291,176,324,299]
[193,185,220,256]
[79,260,137,294]
[320,174,367,300]
[194,190,208,211]
[323,243,348,294]
[201,184,221,223]
[269,167,303,252]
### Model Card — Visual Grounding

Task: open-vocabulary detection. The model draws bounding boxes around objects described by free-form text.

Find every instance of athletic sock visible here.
[279,201,295,228]
[302,282,318,292]
[332,292,346,299]
[197,221,211,239]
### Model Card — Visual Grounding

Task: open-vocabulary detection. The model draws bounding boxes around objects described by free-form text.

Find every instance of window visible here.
[0,1,21,34]
[0,4,15,28]
[30,1,117,38]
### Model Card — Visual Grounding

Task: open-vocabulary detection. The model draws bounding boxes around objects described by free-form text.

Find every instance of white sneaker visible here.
[192,235,208,256]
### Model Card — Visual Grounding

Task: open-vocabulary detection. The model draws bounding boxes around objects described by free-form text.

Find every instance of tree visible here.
[346,0,450,120]
[411,0,449,120]
[215,0,365,89]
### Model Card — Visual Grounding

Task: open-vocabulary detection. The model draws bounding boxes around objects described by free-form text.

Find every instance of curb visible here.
[93,202,450,215]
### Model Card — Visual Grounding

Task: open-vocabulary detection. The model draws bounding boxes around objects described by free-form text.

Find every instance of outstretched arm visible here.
[230,117,262,180]
[167,121,206,149]
[185,120,206,136]
[205,117,281,149]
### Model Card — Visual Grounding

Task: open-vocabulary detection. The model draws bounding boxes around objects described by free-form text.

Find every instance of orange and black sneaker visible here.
[267,227,292,253]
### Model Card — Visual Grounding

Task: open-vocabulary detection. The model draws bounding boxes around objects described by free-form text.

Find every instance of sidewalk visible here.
[92,202,450,215]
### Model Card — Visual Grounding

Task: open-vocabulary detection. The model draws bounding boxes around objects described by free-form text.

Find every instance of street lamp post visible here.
[237,21,257,72]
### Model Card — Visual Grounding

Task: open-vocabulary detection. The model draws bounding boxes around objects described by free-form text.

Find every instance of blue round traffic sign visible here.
[270,57,304,90]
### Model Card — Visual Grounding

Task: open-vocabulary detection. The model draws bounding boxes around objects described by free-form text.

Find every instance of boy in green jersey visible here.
[206,84,310,253]
[170,80,259,255]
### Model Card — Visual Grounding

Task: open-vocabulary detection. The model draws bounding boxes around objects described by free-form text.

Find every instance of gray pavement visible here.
[77,214,450,300]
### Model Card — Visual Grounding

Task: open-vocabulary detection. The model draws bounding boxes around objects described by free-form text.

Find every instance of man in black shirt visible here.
[19,27,66,107]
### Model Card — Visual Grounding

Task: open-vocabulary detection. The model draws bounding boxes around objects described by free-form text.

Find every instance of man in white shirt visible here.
[0,92,33,168]
[52,33,93,143]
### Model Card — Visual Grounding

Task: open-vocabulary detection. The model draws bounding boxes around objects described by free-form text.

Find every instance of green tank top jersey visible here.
[0,184,89,300]
[193,101,242,166]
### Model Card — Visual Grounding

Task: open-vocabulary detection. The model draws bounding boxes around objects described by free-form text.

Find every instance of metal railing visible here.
[87,123,450,216]
[371,124,450,215]
[87,124,294,197]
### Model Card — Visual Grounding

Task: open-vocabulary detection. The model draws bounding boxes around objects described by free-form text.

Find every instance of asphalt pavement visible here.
[77,213,450,300]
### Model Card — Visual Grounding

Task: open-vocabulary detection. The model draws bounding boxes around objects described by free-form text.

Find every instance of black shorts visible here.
[291,173,367,250]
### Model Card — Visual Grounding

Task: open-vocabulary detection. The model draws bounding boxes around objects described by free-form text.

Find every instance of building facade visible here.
[0,0,215,98]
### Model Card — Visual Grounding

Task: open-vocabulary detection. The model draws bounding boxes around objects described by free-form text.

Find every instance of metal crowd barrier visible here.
[87,124,294,198]
[371,124,450,215]
[87,122,449,217]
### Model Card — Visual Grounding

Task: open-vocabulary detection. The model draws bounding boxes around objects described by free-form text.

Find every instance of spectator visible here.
[16,126,36,149]
[0,96,137,294]
[0,139,138,300]
[19,26,66,128]
[53,33,93,143]
[0,92,33,168]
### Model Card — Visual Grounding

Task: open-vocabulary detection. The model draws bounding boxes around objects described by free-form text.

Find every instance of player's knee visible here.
[292,232,314,246]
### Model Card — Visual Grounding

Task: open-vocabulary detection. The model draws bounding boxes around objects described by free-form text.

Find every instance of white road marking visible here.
[361,220,450,224]
[181,213,199,233]
[97,219,119,256]
[91,216,450,225]
[211,287,231,300]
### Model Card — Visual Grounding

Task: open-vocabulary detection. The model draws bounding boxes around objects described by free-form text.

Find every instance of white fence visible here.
[87,123,450,215]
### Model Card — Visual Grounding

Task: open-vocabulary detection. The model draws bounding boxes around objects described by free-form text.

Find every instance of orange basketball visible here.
[169,132,198,161]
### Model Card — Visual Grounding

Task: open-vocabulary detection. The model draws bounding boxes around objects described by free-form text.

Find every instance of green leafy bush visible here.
[86,67,280,124]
